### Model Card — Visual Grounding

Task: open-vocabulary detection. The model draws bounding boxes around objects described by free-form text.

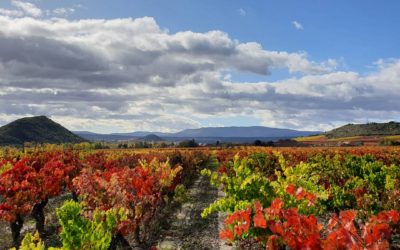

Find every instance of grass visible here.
[295,135,377,143]
[294,135,326,142]
[327,136,363,142]
[384,135,400,141]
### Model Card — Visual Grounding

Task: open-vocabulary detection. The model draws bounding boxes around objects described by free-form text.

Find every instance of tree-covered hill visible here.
[326,121,400,138]
[0,116,86,146]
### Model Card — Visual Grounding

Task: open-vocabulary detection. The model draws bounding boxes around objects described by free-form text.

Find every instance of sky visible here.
[0,0,399,133]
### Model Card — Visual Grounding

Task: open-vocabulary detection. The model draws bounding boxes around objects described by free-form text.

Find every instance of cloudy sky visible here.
[0,0,399,133]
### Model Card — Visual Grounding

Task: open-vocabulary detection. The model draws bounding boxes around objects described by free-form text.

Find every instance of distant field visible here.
[294,134,400,146]
[384,135,400,140]
[327,136,363,142]
[294,134,326,142]
[296,135,367,142]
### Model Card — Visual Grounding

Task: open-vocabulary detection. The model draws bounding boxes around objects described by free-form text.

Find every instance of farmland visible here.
[294,135,400,147]
[1,145,400,249]
[1,0,399,249]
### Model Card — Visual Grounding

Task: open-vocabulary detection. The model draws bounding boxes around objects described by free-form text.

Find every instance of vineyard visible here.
[0,146,400,249]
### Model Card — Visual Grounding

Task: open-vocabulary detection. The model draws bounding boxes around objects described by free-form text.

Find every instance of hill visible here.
[141,134,164,142]
[325,121,400,138]
[0,116,86,146]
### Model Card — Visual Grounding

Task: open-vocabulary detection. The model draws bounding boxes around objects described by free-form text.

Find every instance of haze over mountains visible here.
[1,116,400,146]
[75,126,320,143]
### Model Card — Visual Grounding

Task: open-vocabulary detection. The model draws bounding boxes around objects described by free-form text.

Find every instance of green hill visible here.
[0,116,86,146]
[326,121,400,138]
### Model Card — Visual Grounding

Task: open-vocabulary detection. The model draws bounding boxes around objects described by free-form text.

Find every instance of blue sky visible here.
[0,0,399,133]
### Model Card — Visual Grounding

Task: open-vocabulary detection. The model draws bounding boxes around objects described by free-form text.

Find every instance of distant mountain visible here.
[74,126,319,143]
[110,131,170,137]
[141,134,164,142]
[172,126,318,138]
[74,131,138,141]
[0,116,86,146]
[326,121,400,138]
[74,131,98,135]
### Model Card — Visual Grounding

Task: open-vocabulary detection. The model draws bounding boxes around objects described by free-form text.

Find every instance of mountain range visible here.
[2,116,399,146]
[75,126,320,143]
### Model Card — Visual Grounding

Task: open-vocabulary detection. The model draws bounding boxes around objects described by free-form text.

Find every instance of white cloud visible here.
[0,8,23,17]
[0,16,335,89]
[238,8,246,16]
[0,15,398,132]
[52,7,75,17]
[292,20,304,30]
[11,0,42,17]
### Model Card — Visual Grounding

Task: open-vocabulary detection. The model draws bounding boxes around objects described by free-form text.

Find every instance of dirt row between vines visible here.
[150,173,233,250]
[0,164,237,250]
